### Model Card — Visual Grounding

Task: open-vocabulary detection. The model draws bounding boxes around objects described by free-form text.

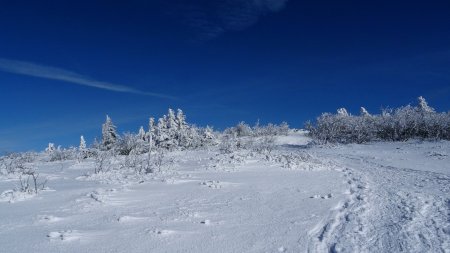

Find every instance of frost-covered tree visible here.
[138,126,146,141]
[155,117,173,149]
[79,136,87,150]
[167,109,177,129]
[337,108,349,116]
[146,117,155,143]
[225,121,253,137]
[278,122,290,135]
[176,109,187,130]
[360,107,370,117]
[45,143,56,153]
[203,126,216,142]
[418,96,434,113]
[102,115,117,150]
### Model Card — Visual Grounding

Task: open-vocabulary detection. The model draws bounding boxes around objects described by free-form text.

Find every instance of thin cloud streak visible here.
[0,58,176,99]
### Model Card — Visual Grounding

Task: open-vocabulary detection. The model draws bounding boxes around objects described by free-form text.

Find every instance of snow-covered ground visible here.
[0,133,449,253]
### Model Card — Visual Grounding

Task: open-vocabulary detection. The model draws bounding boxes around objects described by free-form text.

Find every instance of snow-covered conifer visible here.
[167,109,177,129]
[176,109,187,130]
[138,126,146,141]
[418,96,435,113]
[79,136,87,150]
[102,115,117,150]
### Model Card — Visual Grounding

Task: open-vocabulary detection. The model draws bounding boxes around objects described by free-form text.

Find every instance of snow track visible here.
[309,145,450,253]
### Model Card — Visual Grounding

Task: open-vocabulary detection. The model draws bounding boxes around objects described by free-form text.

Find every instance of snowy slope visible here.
[308,141,450,253]
[0,134,449,253]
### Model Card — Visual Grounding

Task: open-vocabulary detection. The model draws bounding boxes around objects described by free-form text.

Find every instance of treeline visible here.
[43,109,290,161]
[306,97,450,144]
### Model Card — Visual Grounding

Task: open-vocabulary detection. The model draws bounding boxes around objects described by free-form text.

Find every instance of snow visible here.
[0,133,449,252]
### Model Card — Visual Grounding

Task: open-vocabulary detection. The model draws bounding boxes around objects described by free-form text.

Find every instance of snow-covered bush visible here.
[308,97,450,143]
[0,152,37,175]
[252,136,276,158]
[93,151,114,174]
[273,151,323,170]
[17,165,47,194]
[226,121,290,137]
[119,151,147,174]
[49,147,77,162]
[115,132,147,155]
[219,134,238,154]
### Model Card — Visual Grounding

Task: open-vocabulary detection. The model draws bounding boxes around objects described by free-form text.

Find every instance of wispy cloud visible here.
[174,0,289,41]
[0,58,176,99]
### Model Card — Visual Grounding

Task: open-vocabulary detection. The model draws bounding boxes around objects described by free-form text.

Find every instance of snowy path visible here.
[309,142,450,253]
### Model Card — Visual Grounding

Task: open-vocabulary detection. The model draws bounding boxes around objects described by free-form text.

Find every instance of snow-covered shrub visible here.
[219,134,238,154]
[308,97,450,143]
[201,126,218,147]
[16,165,47,194]
[224,121,252,137]
[252,136,276,158]
[227,121,290,138]
[49,147,77,162]
[0,152,38,175]
[93,151,113,174]
[149,149,169,173]
[119,151,147,174]
[115,132,147,155]
[273,151,325,170]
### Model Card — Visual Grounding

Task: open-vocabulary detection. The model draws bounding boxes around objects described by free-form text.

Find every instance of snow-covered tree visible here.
[203,126,215,142]
[176,109,187,130]
[102,115,117,150]
[167,109,177,129]
[418,96,435,113]
[45,143,56,153]
[278,121,290,135]
[79,136,87,150]
[146,117,155,143]
[360,107,370,117]
[138,126,146,141]
[337,108,349,116]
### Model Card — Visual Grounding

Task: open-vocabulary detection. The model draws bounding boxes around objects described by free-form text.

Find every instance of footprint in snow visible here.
[200,219,211,225]
[47,230,81,242]
[147,229,176,236]
[200,180,222,189]
[310,194,333,199]
[38,215,63,223]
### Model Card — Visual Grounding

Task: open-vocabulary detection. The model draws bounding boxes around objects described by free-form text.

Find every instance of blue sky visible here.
[0,0,449,152]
